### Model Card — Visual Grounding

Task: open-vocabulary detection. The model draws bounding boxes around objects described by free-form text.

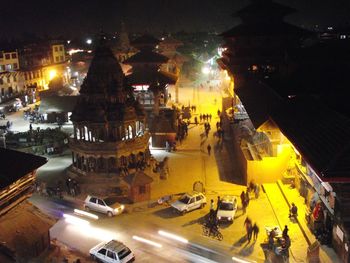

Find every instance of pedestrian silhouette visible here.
[207,144,212,155]
[253,223,259,240]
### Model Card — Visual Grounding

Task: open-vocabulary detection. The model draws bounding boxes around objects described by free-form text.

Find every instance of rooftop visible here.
[0,148,47,189]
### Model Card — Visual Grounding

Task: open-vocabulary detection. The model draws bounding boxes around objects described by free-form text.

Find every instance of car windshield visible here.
[179,195,191,204]
[118,247,132,260]
[104,197,119,206]
[220,202,234,211]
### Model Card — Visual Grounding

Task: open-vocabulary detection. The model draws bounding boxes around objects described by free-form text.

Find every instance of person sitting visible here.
[289,203,298,218]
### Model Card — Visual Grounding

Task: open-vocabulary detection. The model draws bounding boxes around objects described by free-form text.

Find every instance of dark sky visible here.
[1,0,350,38]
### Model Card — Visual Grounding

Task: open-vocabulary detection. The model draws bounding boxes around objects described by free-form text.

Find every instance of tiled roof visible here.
[124,171,153,186]
[127,70,177,86]
[123,50,169,64]
[0,148,47,189]
[221,22,310,38]
[271,96,350,181]
[235,80,283,128]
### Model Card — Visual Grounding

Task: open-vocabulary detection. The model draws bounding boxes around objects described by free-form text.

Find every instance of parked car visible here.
[171,192,206,215]
[90,239,135,263]
[216,196,238,223]
[84,195,124,217]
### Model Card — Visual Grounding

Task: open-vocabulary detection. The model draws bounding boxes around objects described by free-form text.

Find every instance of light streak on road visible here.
[74,209,99,220]
[158,230,188,244]
[63,214,90,226]
[132,235,162,248]
[232,256,257,263]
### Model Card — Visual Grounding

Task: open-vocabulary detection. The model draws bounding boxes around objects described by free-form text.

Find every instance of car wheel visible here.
[107,211,113,217]
[85,206,90,211]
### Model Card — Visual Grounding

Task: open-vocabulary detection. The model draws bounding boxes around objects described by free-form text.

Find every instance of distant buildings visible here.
[0,40,68,104]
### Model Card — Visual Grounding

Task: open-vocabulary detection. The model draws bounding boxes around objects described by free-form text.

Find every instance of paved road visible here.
[30,195,237,263]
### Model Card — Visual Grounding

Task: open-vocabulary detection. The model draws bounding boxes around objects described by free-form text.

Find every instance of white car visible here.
[171,192,206,215]
[216,196,238,223]
[84,195,124,217]
[90,240,135,263]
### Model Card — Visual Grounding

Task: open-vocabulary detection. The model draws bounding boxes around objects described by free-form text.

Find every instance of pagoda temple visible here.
[69,37,150,176]
[218,0,310,87]
[159,36,186,78]
[123,34,177,113]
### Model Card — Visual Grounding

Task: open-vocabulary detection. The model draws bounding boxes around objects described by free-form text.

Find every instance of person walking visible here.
[244,217,253,242]
[245,189,250,207]
[209,114,212,122]
[207,144,212,156]
[210,199,215,219]
[254,184,260,199]
[200,114,203,122]
[282,225,289,238]
[194,117,198,125]
[216,196,221,215]
[240,191,245,206]
[252,223,259,241]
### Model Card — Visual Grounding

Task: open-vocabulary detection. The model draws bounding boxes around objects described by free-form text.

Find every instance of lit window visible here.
[340,35,346,39]
[11,53,17,59]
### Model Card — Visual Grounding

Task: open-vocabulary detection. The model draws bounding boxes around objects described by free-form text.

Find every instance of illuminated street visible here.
[1,2,350,262]
[23,79,335,262]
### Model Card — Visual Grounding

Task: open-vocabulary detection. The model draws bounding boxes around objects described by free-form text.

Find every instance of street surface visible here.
[2,75,337,262]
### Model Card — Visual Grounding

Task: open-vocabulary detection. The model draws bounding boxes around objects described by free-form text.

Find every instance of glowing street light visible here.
[202,66,210,75]
[49,70,57,80]
[86,39,92,45]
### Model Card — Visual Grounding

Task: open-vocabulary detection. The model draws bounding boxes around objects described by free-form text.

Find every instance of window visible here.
[13,63,18,69]
[55,56,59,62]
[195,195,202,202]
[5,54,10,60]
[60,55,64,61]
[11,53,17,59]
[54,46,58,52]
[97,199,105,206]
[139,185,146,194]
[189,198,195,204]
[98,248,107,255]
[89,197,97,203]
[107,250,115,259]
[59,46,63,51]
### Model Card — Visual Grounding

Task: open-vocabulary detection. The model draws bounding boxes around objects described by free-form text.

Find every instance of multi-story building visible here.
[0,50,19,72]
[0,40,68,104]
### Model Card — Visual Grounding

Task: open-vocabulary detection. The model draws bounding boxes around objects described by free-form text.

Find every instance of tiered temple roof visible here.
[71,39,144,123]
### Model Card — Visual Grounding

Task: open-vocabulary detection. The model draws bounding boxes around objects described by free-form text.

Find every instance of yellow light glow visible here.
[49,70,57,80]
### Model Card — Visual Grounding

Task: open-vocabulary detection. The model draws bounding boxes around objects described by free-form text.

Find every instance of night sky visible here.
[1,0,350,38]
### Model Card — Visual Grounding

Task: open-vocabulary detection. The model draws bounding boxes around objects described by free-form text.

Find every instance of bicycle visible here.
[202,223,223,241]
